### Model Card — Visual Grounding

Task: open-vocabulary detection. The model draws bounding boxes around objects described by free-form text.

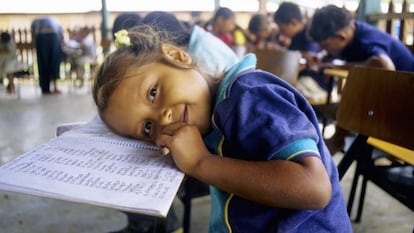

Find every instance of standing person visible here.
[92,24,352,233]
[31,17,64,94]
[308,5,414,154]
[75,27,97,86]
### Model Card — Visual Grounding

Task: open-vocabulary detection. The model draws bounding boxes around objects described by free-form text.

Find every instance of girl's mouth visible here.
[182,105,188,123]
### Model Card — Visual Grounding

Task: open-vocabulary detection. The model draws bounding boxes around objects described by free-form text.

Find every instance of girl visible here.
[247,14,281,52]
[92,25,352,233]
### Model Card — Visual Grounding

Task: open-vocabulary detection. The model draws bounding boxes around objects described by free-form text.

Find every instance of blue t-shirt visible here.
[204,54,352,233]
[288,26,319,53]
[340,21,414,72]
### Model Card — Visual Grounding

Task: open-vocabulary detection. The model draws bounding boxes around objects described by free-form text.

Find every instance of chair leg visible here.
[355,177,368,222]
[347,168,360,216]
[182,198,192,233]
[337,135,368,180]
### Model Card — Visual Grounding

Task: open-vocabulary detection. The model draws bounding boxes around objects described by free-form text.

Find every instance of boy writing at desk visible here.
[308,5,414,154]
[92,25,352,232]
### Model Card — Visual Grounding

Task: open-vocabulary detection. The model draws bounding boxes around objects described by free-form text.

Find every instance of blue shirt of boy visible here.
[288,26,319,53]
[203,54,352,233]
[340,21,414,72]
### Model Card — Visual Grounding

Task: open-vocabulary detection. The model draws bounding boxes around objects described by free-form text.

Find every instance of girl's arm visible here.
[157,123,332,210]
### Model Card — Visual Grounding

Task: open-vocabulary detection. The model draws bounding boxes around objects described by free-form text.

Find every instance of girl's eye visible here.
[144,121,152,136]
[149,86,157,102]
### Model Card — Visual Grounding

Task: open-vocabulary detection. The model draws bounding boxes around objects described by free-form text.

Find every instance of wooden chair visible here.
[254,48,348,134]
[254,48,302,86]
[336,66,414,222]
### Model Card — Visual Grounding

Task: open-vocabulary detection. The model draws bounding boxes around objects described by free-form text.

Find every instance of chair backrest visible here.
[336,66,414,150]
[254,48,302,85]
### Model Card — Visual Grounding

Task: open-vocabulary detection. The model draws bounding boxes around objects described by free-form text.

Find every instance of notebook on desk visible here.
[336,66,414,150]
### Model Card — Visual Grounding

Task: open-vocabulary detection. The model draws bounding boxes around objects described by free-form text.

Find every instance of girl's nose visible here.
[159,107,173,125]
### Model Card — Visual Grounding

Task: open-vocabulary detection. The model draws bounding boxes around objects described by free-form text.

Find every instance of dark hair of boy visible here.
[273,2,303,24]
[308,5,354,42]
[248,14,268,34]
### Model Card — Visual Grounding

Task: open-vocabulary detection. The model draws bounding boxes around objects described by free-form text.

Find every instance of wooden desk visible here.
[323,68,349,99]
[367,137,414,166]
[323,68,349,79]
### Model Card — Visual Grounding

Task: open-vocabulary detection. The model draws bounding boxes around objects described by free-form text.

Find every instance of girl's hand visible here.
[156,122,212,175]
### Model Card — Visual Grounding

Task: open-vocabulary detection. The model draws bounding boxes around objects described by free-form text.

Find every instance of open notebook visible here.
[0,116,184,218]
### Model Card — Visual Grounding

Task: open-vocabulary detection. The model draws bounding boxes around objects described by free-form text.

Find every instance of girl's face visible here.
[257,24,272,41]
[217,16,236,34]
[102,44,212,143]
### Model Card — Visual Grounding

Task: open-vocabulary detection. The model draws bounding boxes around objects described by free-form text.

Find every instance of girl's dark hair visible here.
[112,13,142,40]
[308,5,353,42]
[248,14,269,34]
[273,2,303,24]
[142,11,191,46]
[213,7,234,21]
[93,25,170,116]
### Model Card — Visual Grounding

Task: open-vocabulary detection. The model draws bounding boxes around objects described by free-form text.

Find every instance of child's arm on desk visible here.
[157,123,332,210]
[319,54,395,71]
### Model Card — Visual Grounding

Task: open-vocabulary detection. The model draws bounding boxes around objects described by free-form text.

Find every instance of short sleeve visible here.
[216,80,320,161]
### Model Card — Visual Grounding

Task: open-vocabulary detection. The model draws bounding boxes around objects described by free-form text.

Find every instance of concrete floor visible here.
[0,80,413,233]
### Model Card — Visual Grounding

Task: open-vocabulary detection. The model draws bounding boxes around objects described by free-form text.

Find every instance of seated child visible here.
[308,4,414,72]
[208,7,236,47]
[308,4,414,154]
[0,32,27,94]
[92,25,352,233]
[247,13,281,52]
[110,11,240,233]
[274,2,329,91]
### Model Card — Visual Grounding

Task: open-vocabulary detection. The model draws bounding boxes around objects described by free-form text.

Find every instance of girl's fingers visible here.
[159,122,187,135]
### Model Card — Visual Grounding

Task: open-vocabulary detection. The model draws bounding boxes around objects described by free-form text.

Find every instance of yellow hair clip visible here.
[114,29,131,48]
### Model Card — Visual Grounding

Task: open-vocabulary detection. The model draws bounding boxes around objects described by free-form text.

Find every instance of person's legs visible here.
[52,79,61,94]
[6,73,15,94]
[49,33,62,93]
[36,34,51,94]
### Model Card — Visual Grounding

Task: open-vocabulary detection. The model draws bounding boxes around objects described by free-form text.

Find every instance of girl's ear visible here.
[160,44,193,69]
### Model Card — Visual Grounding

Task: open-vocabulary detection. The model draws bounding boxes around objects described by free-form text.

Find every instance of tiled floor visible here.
[0,81,413,233]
